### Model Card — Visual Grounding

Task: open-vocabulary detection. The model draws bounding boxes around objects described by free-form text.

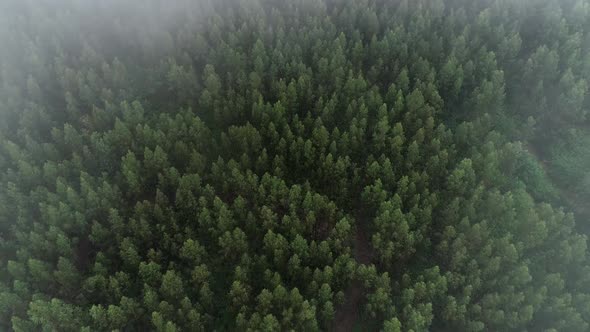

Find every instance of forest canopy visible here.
[1,0,590,331]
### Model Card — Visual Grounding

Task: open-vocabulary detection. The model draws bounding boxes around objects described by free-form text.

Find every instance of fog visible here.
[0,0,589,331]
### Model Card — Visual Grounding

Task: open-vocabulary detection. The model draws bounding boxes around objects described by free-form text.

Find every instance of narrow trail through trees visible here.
[332,214,374,332]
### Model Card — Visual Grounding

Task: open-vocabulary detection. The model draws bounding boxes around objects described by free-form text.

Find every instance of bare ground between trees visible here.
[332,214,374,332]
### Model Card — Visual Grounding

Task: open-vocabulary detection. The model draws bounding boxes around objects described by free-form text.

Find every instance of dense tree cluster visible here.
[1,0,589,330]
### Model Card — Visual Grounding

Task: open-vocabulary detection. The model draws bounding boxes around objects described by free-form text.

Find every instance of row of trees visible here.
[1,0,589,330]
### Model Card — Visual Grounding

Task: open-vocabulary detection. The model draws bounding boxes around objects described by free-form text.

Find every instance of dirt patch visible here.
[332,280,364,332]
[332,215,374,332]
[353,218,374,265]
[75,236,92,271]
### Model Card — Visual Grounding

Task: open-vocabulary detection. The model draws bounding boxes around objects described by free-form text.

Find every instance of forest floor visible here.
[332,213,374,332]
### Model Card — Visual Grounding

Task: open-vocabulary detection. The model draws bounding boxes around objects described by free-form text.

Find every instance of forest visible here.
[1,0,590,331]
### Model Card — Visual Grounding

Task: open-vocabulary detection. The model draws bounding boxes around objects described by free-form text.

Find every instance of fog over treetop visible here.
[0,0,589,331]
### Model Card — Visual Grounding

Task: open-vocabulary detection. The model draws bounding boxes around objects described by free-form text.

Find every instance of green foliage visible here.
[0,0,589,331]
